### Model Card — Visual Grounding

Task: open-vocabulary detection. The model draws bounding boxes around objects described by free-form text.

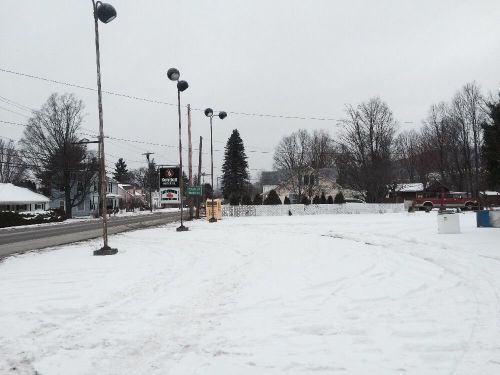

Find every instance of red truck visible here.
[414,192,478,211]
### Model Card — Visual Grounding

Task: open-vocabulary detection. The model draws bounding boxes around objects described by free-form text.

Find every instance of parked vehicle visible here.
[413,192,478,210]
[345,198,365,203]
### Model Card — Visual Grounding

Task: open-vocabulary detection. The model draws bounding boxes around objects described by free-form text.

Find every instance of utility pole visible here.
[142,152,154,212]
[196,136,203,219]
[187,104,193,220]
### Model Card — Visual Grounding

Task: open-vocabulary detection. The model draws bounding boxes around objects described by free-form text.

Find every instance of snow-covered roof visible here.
[396,183,424,192]
[0,183,50,204]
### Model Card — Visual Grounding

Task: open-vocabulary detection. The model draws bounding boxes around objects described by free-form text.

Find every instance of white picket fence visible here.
[222,203,405,217]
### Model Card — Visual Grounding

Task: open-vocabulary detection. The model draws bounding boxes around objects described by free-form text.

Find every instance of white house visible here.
[0,183,50,212]
[49,175,121,217]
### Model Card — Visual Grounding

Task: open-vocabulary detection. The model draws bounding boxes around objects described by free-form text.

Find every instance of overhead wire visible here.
[0,67,416,124]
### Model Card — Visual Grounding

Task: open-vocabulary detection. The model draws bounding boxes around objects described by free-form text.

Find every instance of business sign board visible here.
[159,167,180,188]
[160,187,180,204]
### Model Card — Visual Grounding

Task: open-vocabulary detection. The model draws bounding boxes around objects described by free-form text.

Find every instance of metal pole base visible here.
[208,217,217,223]
[176,225,189,232]
[93,245,118,256]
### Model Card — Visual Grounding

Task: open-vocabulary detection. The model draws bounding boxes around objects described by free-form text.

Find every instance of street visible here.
[0,211,184,258]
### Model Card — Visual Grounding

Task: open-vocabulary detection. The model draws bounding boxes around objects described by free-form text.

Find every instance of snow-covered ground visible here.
[1,212,500,374]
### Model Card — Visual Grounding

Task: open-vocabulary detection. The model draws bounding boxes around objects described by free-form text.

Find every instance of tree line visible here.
[3,83,500,213]
[273,82,500,203]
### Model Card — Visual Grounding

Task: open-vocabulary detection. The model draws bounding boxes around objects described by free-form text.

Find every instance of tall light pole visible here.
[167,68,189,232]
[204,108,227,222]
[92,0,117,256]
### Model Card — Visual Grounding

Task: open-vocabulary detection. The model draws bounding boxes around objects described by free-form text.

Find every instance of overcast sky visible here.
[1,0,500,184]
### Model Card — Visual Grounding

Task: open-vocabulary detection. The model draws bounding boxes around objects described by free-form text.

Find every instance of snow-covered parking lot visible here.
[1,212,500,375]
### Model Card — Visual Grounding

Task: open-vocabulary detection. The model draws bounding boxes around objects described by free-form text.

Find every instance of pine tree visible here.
[284,196,291,204]
[113,158,129,183]
[312,195,320,204]
[229,195,240,205]
[483,95,500,190]
[327,195,334,204]
[221,129,249,201]
[301,195,310,205]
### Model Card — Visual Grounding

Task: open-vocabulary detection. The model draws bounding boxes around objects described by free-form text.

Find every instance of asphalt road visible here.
[0,212,184,259]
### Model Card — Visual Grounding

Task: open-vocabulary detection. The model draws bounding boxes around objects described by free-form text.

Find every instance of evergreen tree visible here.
[483,94,500,190]
[221,129,249,201]
[334,191,346,204]
[241,194,253,205]
[113,158,129,183]
[301,195,310,205]
[229,194,240,205]
[264,189,282,205]
[253,193,263,205]
[320,192,327,204]
[284,196,291,204]
[203,183,213,201]
[312,195,320,204]
[327,195,334,204]
[182,171,189,194]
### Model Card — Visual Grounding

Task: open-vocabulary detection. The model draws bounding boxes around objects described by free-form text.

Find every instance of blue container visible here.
[476,210,491,227]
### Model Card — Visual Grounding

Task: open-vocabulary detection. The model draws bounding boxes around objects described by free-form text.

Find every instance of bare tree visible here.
[450,82,486,196]
[0,139,27,183]
[336,97,397,202]
[273,129,310,197]
[308,129,335,170]
[20,93,97,218]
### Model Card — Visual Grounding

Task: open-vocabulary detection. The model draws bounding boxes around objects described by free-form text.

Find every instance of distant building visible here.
[0,183,50,212]
[118,184,146,210]
[49,175,121,217]
[261,167,339,203]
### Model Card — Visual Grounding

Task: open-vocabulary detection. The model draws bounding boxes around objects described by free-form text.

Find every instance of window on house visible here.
[59,201,64,209]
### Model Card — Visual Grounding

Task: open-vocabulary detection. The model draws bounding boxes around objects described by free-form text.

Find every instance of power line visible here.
[0,67,416,124]
[0,105,30,118]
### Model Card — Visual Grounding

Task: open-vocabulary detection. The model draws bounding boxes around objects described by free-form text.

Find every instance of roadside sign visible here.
[186,186,202,196]
[159,167,180,188]
[160,188,180,204]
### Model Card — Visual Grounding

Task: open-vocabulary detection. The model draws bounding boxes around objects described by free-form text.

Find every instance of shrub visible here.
[241,194,253,205]
[264,190,282,205]
[283,196,291,205]
[320,192,327,204]
[229,195,241,205]
[327,195,334,204]
[0,209,66,228]
[301,195,310,205]
[253,193,263,205]
[334,191,346,204]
